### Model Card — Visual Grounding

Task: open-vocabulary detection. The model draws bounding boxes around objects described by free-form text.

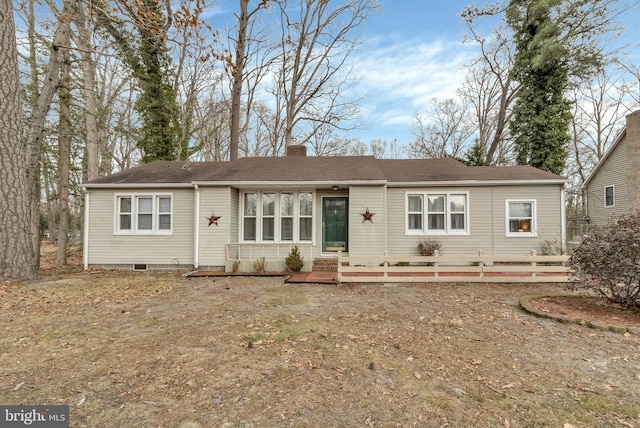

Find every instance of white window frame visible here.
[405,191,469,235]
[505,199,537,237]
[114,193,173,235]
[604,185,615,208]
[240,191,315,244]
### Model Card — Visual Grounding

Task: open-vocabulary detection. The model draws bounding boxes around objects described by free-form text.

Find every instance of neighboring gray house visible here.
[83,147,568,272]
[583,110,640,229]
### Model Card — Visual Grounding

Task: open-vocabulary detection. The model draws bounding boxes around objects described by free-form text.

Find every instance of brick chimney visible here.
[286,144,307,157]
[626,110,640,212]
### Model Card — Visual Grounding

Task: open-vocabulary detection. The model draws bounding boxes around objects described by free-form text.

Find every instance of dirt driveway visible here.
[1,270,639,427]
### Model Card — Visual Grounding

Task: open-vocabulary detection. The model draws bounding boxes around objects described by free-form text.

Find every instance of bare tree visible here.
[23,0,76,267]
[273,0,378,149]
[408,98,475,159]
[228,0,272,160]
[458,21,519,165]
[57,45,72,266]
[565,69,629,207]
[73,0,101,181]
[1,0,37,279]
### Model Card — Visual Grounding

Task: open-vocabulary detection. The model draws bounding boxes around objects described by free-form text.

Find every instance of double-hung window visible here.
[604,185,615,207]
[242,191,314,243]
[115,194,172,234]
[506,200,536,236]
[406,192,468,234]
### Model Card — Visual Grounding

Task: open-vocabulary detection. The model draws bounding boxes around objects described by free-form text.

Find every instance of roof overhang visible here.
[387,179,568,187]
[83,183,194,189]
[191,180,389,189]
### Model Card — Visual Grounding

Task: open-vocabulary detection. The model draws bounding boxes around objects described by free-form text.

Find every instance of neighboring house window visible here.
[604,185,615,207]
[241,191,314,243]
[406,192,468,234]
[506,200,536,236]
[115,194,172,234]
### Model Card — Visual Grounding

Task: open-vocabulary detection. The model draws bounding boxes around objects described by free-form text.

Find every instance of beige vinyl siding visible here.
[348,185,386,257]
[86,188,195,266]
[198,187,232,268]
[586,137,630,227]
[229,188,239,244]
[490,185,563,255]
[386,185,563,257]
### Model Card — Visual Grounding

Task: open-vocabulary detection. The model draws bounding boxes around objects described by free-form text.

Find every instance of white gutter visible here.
[83,183,193,189]
[194,184,200,270]
[387,179,569,187]
[83,187,89,270]
[191,180,389,187]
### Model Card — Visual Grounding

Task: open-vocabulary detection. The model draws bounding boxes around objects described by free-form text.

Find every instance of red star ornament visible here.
[361,208,375,223]
[206,213,221,226]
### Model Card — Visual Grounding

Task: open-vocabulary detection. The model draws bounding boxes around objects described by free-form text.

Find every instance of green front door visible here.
[323,197,348,252]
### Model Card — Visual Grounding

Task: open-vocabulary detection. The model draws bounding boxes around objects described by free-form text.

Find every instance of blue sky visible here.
[208,0,639,150]
[352,1,480,145]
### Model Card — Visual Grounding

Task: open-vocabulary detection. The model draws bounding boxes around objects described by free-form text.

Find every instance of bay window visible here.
[406,192,468,234]
[242,191,314,243]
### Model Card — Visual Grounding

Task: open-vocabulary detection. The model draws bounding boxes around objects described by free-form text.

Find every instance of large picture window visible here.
[406,192,468,234]
[241,191,314,243]
[506,200,536,236]
[115,194,172,234]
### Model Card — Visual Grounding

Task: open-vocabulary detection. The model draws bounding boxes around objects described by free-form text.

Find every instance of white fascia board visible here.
[191,180,389,188]
[83,182,194,189]
[387,179,568,187]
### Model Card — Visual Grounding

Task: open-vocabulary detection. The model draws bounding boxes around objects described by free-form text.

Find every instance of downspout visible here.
[383,183,388,257]
[82,187,89,270]
[194,184,200,270]
[561,186,567,254]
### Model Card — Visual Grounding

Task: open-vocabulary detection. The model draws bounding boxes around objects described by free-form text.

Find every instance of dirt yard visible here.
[1,245,639,427]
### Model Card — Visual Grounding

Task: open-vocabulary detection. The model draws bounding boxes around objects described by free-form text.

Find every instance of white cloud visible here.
[349,34,477,141]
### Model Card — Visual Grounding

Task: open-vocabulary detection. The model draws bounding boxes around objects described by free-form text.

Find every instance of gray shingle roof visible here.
[84,156,566,186]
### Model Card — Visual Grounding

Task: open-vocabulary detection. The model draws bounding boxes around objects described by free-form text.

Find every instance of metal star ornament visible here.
[206,211,221,226]
[361,207,375,223]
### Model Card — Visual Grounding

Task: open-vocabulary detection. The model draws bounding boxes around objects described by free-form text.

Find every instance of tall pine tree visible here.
[507,0,572,175]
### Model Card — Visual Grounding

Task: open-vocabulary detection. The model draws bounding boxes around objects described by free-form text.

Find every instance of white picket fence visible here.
[337,251,571,283]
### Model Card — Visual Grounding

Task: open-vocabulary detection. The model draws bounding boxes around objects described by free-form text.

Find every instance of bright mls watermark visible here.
[0,406,69,427]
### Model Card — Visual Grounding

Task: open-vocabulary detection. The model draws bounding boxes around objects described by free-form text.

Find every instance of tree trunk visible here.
[75,4,100,181]
[229,0,249,161]
[57,47,71,267]
[25,0,75,268]
[0,0,37,280]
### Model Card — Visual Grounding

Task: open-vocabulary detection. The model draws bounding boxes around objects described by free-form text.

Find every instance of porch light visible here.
[332,185,339,191]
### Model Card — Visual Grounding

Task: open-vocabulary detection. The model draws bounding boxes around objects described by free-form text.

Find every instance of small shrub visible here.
[285,246,304,272]
[232,259,240,273]
[567,212,640,308]
[418,239,442,256]
[395,261,410,267]
[253,257,266,273]
[418,239,442,266]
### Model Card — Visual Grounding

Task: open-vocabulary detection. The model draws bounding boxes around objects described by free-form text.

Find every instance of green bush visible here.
[285,246,304,272]
[567,212,640,308]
